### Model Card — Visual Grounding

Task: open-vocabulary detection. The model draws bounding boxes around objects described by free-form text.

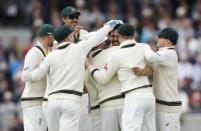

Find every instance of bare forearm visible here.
[133,65,154,76]
[143,65,154,76]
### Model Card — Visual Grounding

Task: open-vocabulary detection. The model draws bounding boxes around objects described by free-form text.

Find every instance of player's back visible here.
[47,42,86,100]
[112,42,151,93]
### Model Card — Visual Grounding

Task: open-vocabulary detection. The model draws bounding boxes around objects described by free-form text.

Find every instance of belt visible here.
[156,99,182,106]
[123,84,152,94]
[49,90,83,96]
[99,94,125,105]
[21,97,43,101]
[90,105,100,110]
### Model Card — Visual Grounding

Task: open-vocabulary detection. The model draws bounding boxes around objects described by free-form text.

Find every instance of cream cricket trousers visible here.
[79,94,91,131]
[156,111,180,131]
[90,108,102,131]
[42,101,48,125]
[122,90,156,131]
[47,98,81,131]
[23,105,47,131]
[100,99,123,131]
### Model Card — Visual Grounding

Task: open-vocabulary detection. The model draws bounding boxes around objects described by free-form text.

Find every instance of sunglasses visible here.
[68,14,79,20]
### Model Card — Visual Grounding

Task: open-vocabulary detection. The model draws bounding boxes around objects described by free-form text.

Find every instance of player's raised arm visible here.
[77,20,123,55]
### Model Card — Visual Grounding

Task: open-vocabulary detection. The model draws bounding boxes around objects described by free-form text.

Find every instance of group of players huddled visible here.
[21,6,182,131]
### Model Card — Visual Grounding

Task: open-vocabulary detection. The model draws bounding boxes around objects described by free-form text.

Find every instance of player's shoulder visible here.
[108,47,120,59]
[24,46,43,62]
[47,48,61,58]
[136,42,150,47]
[104,46,118,53]
[160,48,178,59]
[26,46,41,57]
[79,28,88,40]
[110,46,119,50]
[100,48,112,57]
[136,43,151,51]
[80,28,88,33]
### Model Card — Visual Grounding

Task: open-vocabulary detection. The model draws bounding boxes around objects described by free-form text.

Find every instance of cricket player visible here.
[61,7,89,131]
[61,6,88,43]
[86,24,156,131]
[22,20,123,131]
[21,24,54,131]
[84,32,109,131]
[41,40,58,130]
[133,28,182,131]
[90,26,124,131]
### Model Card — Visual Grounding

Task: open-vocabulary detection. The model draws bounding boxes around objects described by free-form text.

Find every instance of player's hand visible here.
[133,65,154,76]
[83,85,88,94]
[104,20,124,29]
[73,26,84,38]
[85,55,93,68]
[133,67,144,75]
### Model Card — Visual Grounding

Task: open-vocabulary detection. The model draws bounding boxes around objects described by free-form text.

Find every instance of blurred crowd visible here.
[0,0,201,131]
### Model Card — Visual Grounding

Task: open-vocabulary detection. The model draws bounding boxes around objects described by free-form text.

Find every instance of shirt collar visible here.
[158,46,175,51]
[120,39,137,48]
[37,41,49,54]
[57,42,71,49]
[91,49,103,58]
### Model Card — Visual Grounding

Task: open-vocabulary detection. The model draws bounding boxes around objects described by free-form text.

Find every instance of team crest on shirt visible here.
[104,63,108,70]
